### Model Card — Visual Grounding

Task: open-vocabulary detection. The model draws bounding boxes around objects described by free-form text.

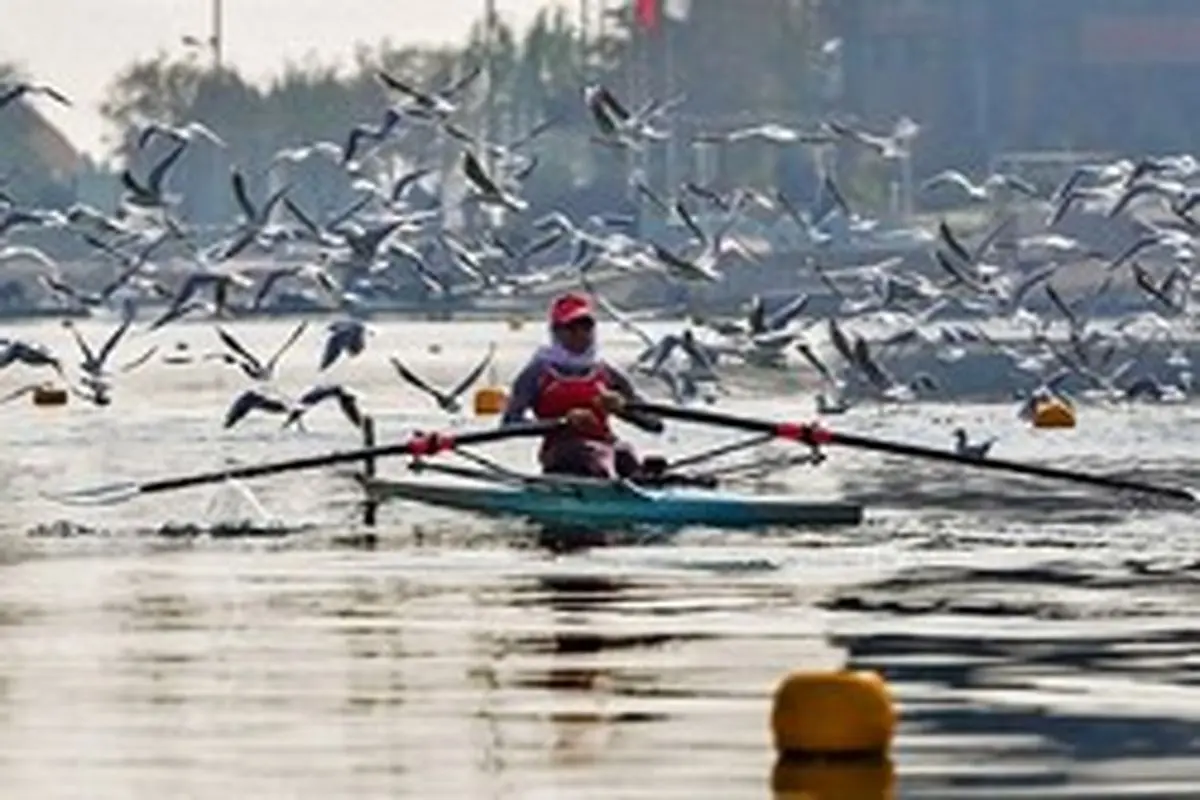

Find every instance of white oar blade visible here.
[41,481,141,507]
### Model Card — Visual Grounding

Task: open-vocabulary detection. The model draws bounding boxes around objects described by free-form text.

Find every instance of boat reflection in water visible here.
[478,544,713,776]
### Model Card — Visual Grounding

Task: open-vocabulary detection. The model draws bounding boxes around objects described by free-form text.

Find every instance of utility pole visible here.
[579,0,590,75]
[482,0,496,168]
[211,0,224,67]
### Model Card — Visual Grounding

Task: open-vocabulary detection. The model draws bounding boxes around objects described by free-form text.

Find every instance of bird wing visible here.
[63,322,96,368]
[766,293,811,331]
[462,151,500,196]
[822,175,853,220]
[224,389,287,428]
[334,389,364,429]
[230,170,257,221]
[95,306,135,369]
[284,198,324,239]
[391,167,433,202]
[674,199,707,246]
[147,141,188,193]
[265,321,308,372]
[827,318,856,365]
[441,62,483,98]
[377,70,433,106]
[216,326,264,374]
[794,343,837,385]
[972,214,1016,263]
[921,170,975,194]
[1001,174,1039,197]
[120,346,159,373]
[449,343,497,399]
[938,220,974,264]
[588,287,657,349]
[389,356,445,400]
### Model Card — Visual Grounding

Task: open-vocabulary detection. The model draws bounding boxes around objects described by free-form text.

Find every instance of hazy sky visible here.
[0,0,570,160]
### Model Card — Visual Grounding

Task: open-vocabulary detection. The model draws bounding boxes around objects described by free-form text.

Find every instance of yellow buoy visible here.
[771,670,895,758]
[32,384,68,407]
[1033,398,1076,429]
[771,755,895,800]
[474,385,508,416]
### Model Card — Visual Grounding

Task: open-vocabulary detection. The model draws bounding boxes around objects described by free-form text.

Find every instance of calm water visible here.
[1,317,1199,798]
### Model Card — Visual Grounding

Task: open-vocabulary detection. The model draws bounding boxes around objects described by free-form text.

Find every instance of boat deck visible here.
[362,474,864,530]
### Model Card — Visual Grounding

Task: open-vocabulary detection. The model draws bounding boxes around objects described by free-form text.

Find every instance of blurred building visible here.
[826,0,1200,173]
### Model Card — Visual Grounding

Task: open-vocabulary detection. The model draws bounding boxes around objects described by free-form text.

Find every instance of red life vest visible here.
[532,364,613,441]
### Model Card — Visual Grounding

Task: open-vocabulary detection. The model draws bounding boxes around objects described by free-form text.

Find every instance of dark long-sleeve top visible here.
[500,355,664,434]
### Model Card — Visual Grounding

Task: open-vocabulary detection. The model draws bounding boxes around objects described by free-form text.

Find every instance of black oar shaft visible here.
[139,421,558,495]
[630,402,1196,504]
[829,430,1195,503]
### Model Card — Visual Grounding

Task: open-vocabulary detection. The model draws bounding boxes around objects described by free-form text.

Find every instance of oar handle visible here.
[138,420,561,495]
[629,401,1197,505]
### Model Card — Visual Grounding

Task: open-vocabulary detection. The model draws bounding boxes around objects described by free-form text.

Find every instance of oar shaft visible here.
[829,430,1195,503]
[138,421,559,495]
[631,401,1196,504]
[141,442,414,494]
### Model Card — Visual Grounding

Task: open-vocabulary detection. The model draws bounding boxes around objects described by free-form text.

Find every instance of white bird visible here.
[284,384,364,430]
[920,169,1038,202]
[0,82,70,110]
[137,120,226,150]
[216,322,308,382]
[0,245,57,269]
[827,117,920,160]
[390,343,496,414]
[271,141,344,165]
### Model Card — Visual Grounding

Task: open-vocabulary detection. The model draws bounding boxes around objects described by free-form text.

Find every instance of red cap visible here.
[549,292,594,326]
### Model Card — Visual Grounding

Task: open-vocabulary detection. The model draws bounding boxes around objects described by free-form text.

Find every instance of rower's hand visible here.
[596,389,626,413]
[565,408,597,430]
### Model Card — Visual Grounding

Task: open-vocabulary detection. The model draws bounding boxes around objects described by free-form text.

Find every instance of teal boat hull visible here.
[362,476,863,529]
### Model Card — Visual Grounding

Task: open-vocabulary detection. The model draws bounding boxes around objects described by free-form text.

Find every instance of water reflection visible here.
[327,578,410,715]
[113,571,206,710]
[484,568,713,770]
[824,562,1200,796]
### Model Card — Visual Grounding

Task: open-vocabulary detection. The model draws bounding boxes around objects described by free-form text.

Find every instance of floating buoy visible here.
[1032,398,1076,429]
[32,384,68,407]
[474,385,508,416]
[771,756,895,800]
[771,670,895,758]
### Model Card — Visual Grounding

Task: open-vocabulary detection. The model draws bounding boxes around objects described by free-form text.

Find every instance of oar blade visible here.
[41,481,142,507]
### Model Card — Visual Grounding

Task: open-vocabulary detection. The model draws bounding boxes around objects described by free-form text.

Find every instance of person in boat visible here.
[500,291,665,479]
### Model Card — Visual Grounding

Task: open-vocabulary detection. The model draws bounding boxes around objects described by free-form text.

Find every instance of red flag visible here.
[635,0,659,31]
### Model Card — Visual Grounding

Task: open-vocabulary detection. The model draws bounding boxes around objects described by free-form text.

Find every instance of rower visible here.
[500,291,665,480]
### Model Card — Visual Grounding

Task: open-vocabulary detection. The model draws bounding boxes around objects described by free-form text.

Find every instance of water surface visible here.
[1,318,1198,798]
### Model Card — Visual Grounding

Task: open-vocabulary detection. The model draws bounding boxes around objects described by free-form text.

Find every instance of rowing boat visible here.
[358,467,863,529]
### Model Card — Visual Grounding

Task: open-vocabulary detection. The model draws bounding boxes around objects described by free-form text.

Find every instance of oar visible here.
[44,420,561,506]
[629,402,1197,504]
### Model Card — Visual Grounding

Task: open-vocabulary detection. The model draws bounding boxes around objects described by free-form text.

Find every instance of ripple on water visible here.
[0,320,1197,797]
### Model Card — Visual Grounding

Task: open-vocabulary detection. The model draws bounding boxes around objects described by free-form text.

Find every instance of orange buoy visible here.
[771,755,895,800]
[1032,398,1076,429]
[771,670,895,758]
[473,386,508,416]
[32,384,68,407]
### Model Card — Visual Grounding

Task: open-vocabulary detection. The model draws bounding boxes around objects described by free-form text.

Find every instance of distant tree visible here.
[0,61,83,209]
